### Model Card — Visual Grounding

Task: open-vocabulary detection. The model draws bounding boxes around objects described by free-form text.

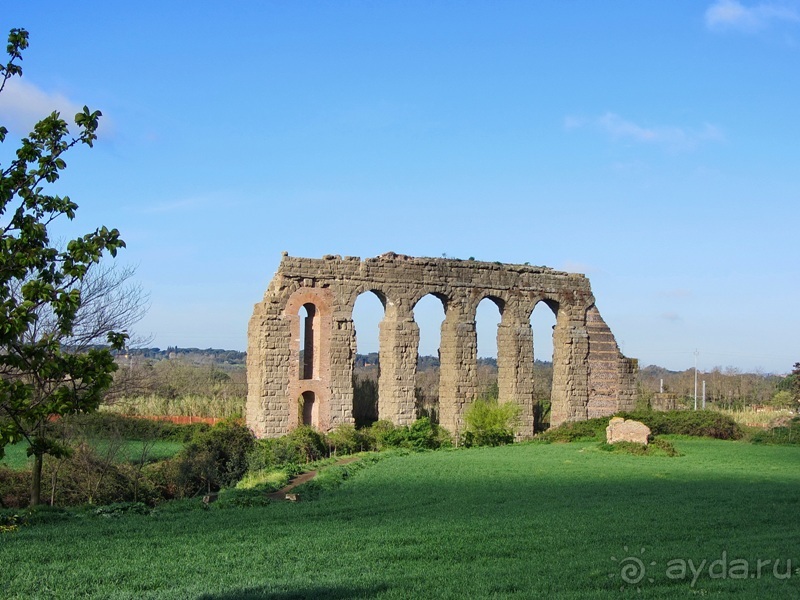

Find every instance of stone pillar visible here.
[438,304,478,437]
[550,303,590,427]
[328,313,357,428]
[497,310,535,438]
[378,302,418,425]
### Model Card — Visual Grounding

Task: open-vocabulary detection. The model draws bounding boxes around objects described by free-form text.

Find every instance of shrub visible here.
[168,419,255,496]
[370,418,450,451]
[44,443,140,506]
[370,420,399,450]
[285,426,329,463]
[620,410,743,440]
[327,424,374,455]
[538,418,610,442]
[462,399,521,447]
[404,418,451,450]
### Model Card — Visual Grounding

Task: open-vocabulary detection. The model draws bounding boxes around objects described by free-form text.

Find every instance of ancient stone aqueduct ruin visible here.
[247,252,637,439]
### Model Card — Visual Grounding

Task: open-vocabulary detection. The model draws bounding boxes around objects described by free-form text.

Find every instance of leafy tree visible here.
[0,28,127,505]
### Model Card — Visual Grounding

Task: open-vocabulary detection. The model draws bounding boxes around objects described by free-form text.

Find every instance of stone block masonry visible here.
[247,252,637,438]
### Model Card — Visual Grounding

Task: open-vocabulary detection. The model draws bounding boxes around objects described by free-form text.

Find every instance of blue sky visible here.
[2,1,798,373]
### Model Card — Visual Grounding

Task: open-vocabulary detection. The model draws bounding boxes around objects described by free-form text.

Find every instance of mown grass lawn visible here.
[2,438,799,599]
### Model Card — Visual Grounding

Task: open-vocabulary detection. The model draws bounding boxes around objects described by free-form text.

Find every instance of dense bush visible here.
[371,418,451,450]
[327,424,374,455]
[537,418,609,442]
[461,399,521,447]
[285,426,329,462]
[43,443,160,506]
[620,410,743,440]
[539,410,743,443]
[168,419,255,496]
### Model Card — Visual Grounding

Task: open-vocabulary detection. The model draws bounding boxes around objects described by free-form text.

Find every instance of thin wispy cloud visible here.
[705,0,800,32]
[565,112,723,151]
[0,78,84,135]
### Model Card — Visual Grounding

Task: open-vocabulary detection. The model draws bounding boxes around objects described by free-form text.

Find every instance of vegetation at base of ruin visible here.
[99,351,797,433]
[538,410,744,443]
[461,397,521,447]
[536,417,611,442]
[619,409,744,440]
[597,438,682,457]
[1,439,799,599]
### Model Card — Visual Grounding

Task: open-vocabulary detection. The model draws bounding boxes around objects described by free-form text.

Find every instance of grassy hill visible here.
[2,439,799,599]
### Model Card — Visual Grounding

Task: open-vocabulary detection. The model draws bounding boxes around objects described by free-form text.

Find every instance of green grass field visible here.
[0,440,184,470]
[2,438,799,599]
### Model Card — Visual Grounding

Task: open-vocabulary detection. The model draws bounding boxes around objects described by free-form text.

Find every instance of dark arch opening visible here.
[300,391,316,426]
[413,294,447,422]
[298,303,317,380]
[352,290,385,427]
[530,299,558,429]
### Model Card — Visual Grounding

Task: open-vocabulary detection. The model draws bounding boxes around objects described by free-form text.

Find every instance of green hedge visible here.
[619,410,742,440]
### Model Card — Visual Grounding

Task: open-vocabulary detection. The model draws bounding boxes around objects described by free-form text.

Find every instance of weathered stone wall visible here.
[247,252,637,438]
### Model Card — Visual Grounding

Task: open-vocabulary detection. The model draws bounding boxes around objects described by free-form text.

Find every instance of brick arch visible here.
[246,253,636,438]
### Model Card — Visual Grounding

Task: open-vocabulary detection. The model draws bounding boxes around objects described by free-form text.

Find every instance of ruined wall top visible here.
[265,251,594,312]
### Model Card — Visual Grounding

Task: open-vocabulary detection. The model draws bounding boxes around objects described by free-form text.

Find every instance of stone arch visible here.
[300,391,317,426]
[247,253,636,439]
[351,289,386,427]
[528,298,559,430]
[283,287,333,432]
[474,295,504,402]
[412,292,448,422]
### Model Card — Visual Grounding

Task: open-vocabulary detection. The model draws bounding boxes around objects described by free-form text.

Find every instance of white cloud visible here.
[0,77,86,135]
[705,0,800,32]
[565,112,724,151]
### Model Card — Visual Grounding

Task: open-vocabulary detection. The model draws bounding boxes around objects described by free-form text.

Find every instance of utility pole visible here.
[694,349,699,410]
[702,380,706,410]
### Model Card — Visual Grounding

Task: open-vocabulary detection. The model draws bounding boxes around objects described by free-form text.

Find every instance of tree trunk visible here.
[30,452,43,506]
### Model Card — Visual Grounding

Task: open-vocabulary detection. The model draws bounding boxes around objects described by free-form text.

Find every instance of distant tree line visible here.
[124,347,246,365]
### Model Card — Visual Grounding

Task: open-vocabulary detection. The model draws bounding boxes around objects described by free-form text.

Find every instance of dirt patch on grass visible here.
[268,457,360,501]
